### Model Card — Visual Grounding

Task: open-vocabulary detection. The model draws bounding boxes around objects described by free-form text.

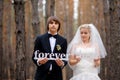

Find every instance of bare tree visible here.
[31,0,40,38]
[13,0,26,80]
[106,0,120,80]
[46,0,55,17]
[45,0,55,30]
[102,0,111,80]
[0,0,3,79]
[64,0,74,80]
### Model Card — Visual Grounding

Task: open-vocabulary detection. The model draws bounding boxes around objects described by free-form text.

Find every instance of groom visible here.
[32,16,67,80]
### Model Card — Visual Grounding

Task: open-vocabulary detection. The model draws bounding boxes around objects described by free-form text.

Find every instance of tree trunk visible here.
[45,0,55,17]
[45,0,55,31]
[107,0,120,80]
[0,0,3,79]
[31,0,40,38]
[64,0,74,80]
[103,0,111,80]
[13,0,26,80]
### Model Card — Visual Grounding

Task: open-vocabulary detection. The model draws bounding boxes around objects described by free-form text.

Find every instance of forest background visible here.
[0,0,120,80]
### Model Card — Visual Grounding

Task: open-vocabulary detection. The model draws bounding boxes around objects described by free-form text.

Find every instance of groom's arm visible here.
[32,36,41,66]
[55,39,67,69]
[61,39,67,68]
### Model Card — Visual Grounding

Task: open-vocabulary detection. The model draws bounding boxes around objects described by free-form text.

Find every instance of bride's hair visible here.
[80,24,91,29]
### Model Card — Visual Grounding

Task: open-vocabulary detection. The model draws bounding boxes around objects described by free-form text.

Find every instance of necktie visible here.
[48,34,57,38]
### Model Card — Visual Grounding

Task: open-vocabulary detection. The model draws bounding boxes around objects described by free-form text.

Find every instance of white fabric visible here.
[49,37,56,52]
[49,64,52,71]
[69,47,101,80]
[70,72,100,80]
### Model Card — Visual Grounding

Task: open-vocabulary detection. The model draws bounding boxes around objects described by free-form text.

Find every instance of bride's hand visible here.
[69,54,81,66]
[94,58,100,67]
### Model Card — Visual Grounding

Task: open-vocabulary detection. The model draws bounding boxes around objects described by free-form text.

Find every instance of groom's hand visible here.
[55,58,64,67]
[37,58,48,65]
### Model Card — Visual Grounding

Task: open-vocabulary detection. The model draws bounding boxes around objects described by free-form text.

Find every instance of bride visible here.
[67,24,107,80]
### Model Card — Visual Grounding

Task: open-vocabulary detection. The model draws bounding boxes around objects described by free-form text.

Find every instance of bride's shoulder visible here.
[72,44,82,48]
[91,43,99,47]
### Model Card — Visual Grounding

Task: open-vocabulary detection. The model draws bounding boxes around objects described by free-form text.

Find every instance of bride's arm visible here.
[69,54,80,66]
[94,44,101,67]
[94,58,100,67]
[68,44,81,66]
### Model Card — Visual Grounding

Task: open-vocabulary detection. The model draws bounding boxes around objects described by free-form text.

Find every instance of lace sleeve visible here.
[94,43,101,59]
[67,44,78,70]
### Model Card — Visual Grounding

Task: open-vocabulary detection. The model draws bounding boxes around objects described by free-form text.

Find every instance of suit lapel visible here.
[44,33,51,53]
[53,34,61,53]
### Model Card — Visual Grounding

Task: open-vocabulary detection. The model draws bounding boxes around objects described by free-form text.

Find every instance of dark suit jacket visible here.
[32,33,67,80]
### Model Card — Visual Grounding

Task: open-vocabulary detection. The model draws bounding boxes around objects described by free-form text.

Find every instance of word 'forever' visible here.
[34,50,68,61]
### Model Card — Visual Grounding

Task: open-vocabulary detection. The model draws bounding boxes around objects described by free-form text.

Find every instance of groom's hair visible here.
[47,16,61,31]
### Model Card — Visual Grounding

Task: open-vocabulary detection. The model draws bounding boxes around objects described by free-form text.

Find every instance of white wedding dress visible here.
[69,47,101,80]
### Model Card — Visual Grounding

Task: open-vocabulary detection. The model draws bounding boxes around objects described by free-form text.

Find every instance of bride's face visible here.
[80,28,90,42]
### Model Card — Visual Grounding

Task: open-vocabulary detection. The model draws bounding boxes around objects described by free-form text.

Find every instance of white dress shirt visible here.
[48,32,57,71]
[49,36,56,52]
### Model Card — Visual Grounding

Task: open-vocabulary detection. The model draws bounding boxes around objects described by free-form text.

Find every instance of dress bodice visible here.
[71,47,99,76]
[74,47,99,60]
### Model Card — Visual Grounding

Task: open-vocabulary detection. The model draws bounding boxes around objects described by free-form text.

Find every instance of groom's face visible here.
[48,20,59,34]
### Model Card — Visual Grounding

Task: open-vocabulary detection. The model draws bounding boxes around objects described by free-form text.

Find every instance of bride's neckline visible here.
[81,42,91,48]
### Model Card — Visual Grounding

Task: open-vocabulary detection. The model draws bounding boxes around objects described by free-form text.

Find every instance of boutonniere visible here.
[56,44,61,51]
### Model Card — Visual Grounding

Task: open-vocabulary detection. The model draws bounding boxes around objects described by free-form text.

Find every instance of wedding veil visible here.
[67,24,107,58]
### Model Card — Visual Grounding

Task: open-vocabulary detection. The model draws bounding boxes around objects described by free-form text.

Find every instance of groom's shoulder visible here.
[35,33,47,39]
